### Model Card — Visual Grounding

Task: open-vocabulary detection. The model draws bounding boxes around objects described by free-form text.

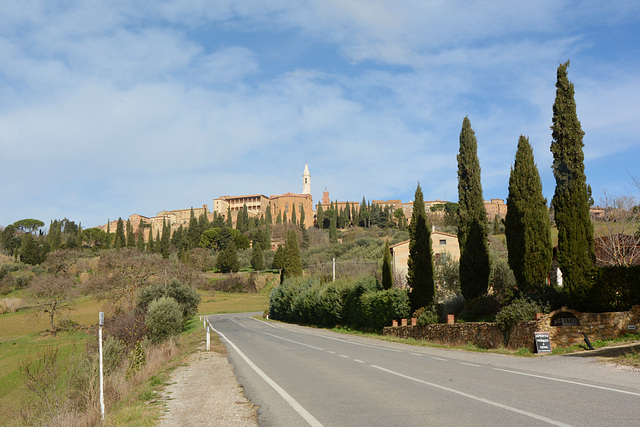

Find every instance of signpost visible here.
[534,332,552,354]
[99,312,105,421]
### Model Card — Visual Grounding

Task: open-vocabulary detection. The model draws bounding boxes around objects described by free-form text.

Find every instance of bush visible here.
[209,274,258,293]
[106,309,147,349]
[490,258,517,304]
[137,279,201,323]
[458,295,500,322]
[145,297,183,343]
[360,288,410,331]
[416,306,439,326]
[495,297,549,345]
[586,265,640,312]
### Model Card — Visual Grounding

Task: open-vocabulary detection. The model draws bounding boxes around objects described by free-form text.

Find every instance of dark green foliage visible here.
[443,202,459,229]
[265,205,273,225]
[585,265,640,312]
[495,297,549,345]
[226,206,233,228]
[216,242,239,273]
[490,259,517,304]
[147,227,154,252]
[457,116,490,299]
[251,244,264,271]
[284,230,303,278]
[126,219,135,248]
[268,276,408,331]
[145,296,183,343]
[329,216,337,243]
[407,183,435,310]
[506,136,553,293]
[458,295,500,322]
[416,307,439,326]
[381,240,393,290]
[20,233,47,265]
[316,203,324,228]
[114,218,126,249]
[291,203,297,226]
[188,207,201,249]
[12,218,45,234]
[137,278,201,322]
[160,219,170,259]
[300,205,306,230]
[1,225,20,254]
[272,244,285,269]
[550,61,595,303]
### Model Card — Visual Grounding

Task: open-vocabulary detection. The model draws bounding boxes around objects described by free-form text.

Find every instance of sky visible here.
[1,1,639,229]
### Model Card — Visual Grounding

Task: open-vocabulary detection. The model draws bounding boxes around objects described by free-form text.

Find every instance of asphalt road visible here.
[208,312,640,427]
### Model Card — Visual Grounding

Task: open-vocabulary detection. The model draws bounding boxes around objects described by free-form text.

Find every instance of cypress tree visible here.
[457,116,491,299]
[283,212,287,224]
[283,230,303,278]
[160,219,170,259]
[329,216,337,243]
[126,219,135,248]
[407,183,435,310]
[114,218,126,249]
[147,227,154,252]
[137,226,145,251]
[382,239,393,290]
[105,220,111,249]
[272,244,285,269]
[226,206,233,228]
[216,241,239,273]
[265,205,273,225]
[188,207,200,249]
[550,61,594,302]
[236,207,245,232]
[251,244,264,271]
[316,203,324,228]
[291,203,297,226]
[276,212,282,224]
[505,136,553,292]
[300,204,306,230]
[242,204,250,231]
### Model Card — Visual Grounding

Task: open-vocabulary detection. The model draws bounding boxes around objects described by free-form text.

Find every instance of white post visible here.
[206,324,211,351]
[99,312,105,421]
[333,257,336,282]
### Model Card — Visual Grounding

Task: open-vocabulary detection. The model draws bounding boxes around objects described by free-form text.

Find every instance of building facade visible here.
[389,228,460,279]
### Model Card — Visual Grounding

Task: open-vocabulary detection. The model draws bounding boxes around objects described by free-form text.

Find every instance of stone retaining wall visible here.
[383,305,640,350]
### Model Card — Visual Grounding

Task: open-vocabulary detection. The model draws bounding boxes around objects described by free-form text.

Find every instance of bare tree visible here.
[29,275,75,335]
[594,190,640,266]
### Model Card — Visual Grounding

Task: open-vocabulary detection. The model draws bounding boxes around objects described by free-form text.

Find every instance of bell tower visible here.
[303,163,311,195]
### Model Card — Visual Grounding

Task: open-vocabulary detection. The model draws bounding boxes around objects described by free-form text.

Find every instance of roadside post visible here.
[206,322,211,351]
[99,311,105,421]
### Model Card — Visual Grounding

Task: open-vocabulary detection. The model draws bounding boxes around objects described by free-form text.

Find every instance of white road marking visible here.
[354,359,365,364]
[340,354,349,358]
[494,368,640,397]
[432,357,448,361]
[410,353,423,357]
[261,331,324,351]
[211,324,324,427]
[460,362,480,367]
[370,365,573,427]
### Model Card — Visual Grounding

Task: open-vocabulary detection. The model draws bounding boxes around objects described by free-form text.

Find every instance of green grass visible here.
[552,333,640,355]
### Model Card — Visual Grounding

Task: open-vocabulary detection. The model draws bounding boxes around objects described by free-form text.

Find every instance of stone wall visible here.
[383,305,640,351]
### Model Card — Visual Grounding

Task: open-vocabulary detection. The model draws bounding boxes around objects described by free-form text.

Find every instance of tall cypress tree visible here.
[188,207,200,249]
[291,203,297,226]
[283,230,303,278]
[299,205,306,230]
[550,61,594,302]
[457,116,490,299]
[160,219,170,259]
[126,219,135,248]
[505,136,553,292]
[382,239,393,290]
[114,218,126,250]
[226,206,233,228]
[316,203,324,228]
[147,227,154,252]
[265,205,273,225]
[407,183,435,310]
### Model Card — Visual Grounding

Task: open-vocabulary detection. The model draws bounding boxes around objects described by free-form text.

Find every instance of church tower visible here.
[303,163,311,195]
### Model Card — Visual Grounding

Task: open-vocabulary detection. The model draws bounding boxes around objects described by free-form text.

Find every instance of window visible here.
[439,239,446,245]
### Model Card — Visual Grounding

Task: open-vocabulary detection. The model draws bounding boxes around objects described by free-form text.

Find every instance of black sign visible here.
[534,332,552,354]
[551,312,580,327]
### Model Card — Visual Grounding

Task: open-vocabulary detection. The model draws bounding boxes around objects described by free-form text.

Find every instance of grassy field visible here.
[0,286,272,425]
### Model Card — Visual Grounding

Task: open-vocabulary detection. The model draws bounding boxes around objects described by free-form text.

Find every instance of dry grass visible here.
[197,290,270,315]
[0,297,23,314]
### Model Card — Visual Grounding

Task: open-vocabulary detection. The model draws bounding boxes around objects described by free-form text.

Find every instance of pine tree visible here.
[382,239,393,290]
[316,203,324,228]
[505,136,553,292]
[216,241,239,273]
[283,230,303,278]
[272,244,285,269]
[114,218,126,249]
[407,183,435,310]
[457,116,491,299]
[550,61,594,301]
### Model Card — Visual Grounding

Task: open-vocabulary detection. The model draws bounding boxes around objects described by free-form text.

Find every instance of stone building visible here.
[389,228,460,278]
[484,198,507,220]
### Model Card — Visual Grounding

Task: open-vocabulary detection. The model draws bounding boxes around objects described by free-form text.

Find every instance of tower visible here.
[303,163,311,195]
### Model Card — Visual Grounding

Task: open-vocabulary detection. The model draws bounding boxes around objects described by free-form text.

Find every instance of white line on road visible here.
[354,359,365,363]
[494,368,640,397]
[211,324,324,427]
[410,353,423,357]
[261,331,325,351]
[432,357,448,361]
[460,362,480,367]
[340,354,349,358]
[370,365,573,427]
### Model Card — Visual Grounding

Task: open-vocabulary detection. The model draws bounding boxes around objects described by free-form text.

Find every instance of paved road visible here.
[208,312,640,426]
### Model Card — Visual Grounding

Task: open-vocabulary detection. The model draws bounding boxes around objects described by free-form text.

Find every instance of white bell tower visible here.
[303,163,311,195]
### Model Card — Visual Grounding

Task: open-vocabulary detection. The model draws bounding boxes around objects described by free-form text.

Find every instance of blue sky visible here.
[1,1,639,228]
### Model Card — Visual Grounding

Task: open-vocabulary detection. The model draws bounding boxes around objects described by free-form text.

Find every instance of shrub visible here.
[495,297,549,345]
[137,279,201,323]
[490,258,517,304]
[416,306,439,326]
[458,295,500,322]
[106,309,147,349]
[209,274,258,293]
[360,288,410,331]
[145,297,183,343]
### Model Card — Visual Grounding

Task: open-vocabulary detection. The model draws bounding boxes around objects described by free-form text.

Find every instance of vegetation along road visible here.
[211,312,640,427]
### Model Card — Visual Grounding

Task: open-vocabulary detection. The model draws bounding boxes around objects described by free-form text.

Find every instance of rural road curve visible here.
[208,312,640,426]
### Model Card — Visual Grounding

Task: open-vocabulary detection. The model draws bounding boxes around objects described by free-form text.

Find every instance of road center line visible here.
[211,324,324,427]
[494,368,640,397]
[261,331,325,351]
[460,362,480,367]
[432,357,448,361]
[370,365,572,427]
